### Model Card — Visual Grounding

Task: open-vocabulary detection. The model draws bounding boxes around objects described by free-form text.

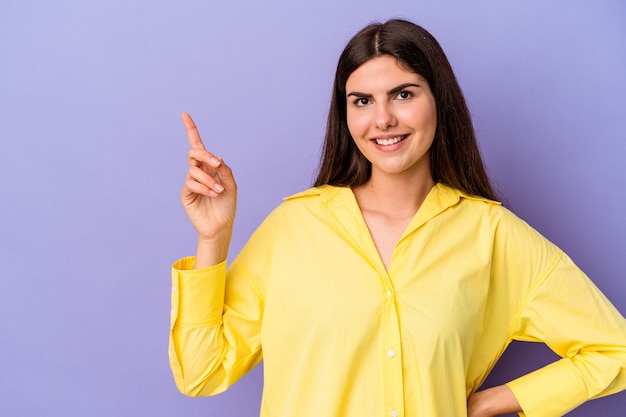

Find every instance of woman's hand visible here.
[467,385,521,417]
[180,112,237,267]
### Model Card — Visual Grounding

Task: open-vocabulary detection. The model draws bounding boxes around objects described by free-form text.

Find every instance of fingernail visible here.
[215,183,224,192]
[209,157,221,167]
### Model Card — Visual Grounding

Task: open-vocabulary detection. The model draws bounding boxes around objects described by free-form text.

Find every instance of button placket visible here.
[381,276,403,417]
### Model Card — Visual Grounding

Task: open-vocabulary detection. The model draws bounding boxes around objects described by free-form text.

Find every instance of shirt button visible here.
[172,286,177,293]
[387,349,395,358]
[390,410,399,417]
[386,290,392,297]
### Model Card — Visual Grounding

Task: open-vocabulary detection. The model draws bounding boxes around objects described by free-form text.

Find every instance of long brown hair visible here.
[314,19,498,201]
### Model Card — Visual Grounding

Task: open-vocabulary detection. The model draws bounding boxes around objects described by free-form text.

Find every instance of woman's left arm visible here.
[504,251,626,417]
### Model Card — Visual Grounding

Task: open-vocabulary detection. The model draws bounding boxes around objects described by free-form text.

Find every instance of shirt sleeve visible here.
[168,207,280,397]
[505,252,626,417]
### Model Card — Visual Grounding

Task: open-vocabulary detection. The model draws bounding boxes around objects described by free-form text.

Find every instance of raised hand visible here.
[180,112,237,266]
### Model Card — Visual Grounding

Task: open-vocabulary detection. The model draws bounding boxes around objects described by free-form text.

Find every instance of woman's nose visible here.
[374,103,397,130]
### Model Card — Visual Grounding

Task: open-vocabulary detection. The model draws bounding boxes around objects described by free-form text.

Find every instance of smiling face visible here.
[345,55,437,184]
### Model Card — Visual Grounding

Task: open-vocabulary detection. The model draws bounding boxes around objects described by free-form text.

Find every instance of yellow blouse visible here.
[169,183,626,417]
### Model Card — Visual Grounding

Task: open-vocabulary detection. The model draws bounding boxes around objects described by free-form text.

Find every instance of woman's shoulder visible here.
[438,183,535,231]
[436,183,503,215]
[275,184,350,211]
[442,185,563,266]
[249,185,351,237]
[282,184,345,202]
[263,184,364,228]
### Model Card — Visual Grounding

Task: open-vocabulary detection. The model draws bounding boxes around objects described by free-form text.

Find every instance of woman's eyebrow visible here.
[387,83,421,95]
[346,91,372,99]
[347,83,421,98]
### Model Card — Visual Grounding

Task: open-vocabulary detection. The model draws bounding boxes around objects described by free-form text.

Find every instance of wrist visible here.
[194,232,232,269]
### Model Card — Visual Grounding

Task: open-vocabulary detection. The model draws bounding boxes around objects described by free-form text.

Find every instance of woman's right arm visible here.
[180,112,237,268]
[170,114,263,397]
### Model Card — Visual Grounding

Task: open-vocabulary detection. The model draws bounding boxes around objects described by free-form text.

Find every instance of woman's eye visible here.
[354,97,370,107]
[397,91,413,100]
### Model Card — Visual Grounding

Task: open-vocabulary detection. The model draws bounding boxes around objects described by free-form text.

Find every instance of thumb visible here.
[214,157,237,190]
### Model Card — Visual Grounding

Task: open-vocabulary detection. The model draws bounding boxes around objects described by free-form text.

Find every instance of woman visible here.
[170,19,626,416]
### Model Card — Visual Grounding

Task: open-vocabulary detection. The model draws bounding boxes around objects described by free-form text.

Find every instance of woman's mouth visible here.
[373,135,408,146]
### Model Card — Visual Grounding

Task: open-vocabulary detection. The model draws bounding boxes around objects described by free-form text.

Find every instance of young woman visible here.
[170,19,626,417]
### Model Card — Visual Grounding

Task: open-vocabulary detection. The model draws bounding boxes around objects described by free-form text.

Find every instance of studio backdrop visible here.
[0,1,624,416]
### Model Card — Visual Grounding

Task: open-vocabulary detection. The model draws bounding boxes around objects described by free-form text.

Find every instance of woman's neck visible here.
[352,169,436,217]
[351,169,436,270]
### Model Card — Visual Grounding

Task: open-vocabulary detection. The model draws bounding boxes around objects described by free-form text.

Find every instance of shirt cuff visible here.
[506,359,587,417]
[171,256,227,327]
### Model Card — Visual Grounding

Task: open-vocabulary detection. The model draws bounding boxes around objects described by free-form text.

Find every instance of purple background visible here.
[1,1,624,416]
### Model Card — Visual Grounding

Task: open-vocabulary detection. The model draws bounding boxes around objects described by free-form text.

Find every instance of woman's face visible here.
[345,55,437,182]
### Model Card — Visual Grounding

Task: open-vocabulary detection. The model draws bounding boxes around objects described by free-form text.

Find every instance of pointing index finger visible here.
[181,112,206,150]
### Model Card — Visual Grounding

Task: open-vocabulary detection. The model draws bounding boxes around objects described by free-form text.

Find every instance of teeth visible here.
[375,136,405,146]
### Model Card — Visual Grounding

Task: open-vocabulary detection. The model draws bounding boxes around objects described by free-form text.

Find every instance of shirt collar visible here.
[284,183,499,236]
[283,183,499,265]
[284,183,498,207]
